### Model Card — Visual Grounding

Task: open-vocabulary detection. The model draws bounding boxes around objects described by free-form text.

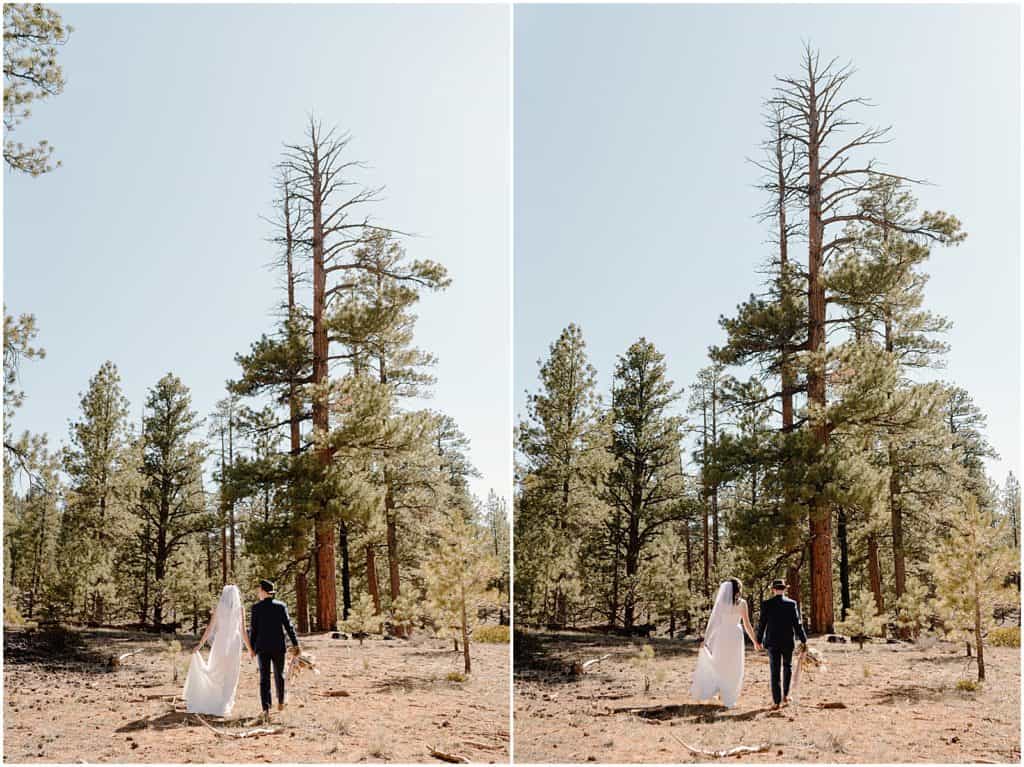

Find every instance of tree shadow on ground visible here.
[115,711,204,733]
[4,627,114,673]
[369,674,445,693]
[611,702,773,723]
[116,710,265,733]
[515,630,699,687]
[870,683,947,704]
[403,648,461,660]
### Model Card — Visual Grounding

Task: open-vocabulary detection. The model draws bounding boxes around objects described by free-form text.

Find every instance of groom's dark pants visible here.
[257,651,286,711]
[767,647,793,705]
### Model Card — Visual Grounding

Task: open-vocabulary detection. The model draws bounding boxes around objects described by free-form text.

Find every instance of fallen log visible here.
[669,733,770,758]
[426,745,468,763]
[580,654,611,672]
[316,690,351,698]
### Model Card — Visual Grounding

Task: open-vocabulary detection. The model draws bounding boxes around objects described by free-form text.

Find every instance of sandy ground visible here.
[3,626,509,763]
[514,630,1020,764]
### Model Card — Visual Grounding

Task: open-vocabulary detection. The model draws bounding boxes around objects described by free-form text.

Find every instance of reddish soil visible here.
[514,631,1019,764]
[4,626,509,763]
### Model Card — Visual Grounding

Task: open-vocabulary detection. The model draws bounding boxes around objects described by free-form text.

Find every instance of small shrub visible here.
[989,626,1020,648]
[955,678,979,692]
[367,735,390,759]
[862,664,871,678]
[473,624,509,643]
[825,732,847,754]
[4,603,26,627]
[163,639,183,682]
[446,671,467,683]
[630,644,656,694]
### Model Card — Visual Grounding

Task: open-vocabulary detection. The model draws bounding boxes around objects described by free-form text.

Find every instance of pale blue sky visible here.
[4,4,511,501]
[515,4,1020,486]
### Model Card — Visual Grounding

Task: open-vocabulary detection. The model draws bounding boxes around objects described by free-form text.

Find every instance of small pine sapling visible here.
[343,594,381,646]
[931,495,1015,681]
[837,588,886,649]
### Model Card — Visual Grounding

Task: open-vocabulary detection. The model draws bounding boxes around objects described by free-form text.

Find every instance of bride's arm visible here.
[194,618,214,652]
[740,601,760,649]
[240,610,255,658]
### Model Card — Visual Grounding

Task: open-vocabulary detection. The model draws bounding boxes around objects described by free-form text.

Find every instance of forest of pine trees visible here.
[3,47,508,644]
[513,48,1019,669]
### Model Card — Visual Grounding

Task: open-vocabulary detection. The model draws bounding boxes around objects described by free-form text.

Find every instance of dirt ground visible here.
[514,630,1020,764]
[3,626,509,763]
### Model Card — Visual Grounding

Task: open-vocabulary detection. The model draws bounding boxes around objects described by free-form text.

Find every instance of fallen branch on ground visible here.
[669,732,770,758]
[195,715,282,739]
[459,741,504,751]
[316,690,351,697]
[116,649,145,663]
[580,654,611,672]
[426,745,468,763]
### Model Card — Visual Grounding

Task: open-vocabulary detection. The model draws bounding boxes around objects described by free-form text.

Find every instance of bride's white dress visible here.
[690,581,746,708]
[183,585,243,717]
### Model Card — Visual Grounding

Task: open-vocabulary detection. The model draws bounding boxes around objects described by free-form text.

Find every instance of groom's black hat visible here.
[259,579,276,595]
[771,578,787,591]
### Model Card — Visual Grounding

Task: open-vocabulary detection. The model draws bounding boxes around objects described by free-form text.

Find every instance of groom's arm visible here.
[249,604,259,650]
[755,601,767,646]
[792,603,808,644]
[281,604,299,648]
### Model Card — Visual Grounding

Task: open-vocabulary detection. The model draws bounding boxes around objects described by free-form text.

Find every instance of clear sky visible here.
[4,4,511,502]
[515,3,1020,485]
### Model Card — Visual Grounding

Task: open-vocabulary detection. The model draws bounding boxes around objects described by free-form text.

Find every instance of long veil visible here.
[690,580,745,707]
[208,585,242,663]
[701,581,733,659]
[183,585,243,716]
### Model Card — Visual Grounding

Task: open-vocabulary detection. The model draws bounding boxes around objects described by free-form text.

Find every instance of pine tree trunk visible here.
[890,448,906,599]
[228,415,236,576]
[787,561,802,619]
[461,578,471,674]
[295,566,310,634]
[339,521,351,621]
[702,406,711,597]
[366,544,381,614]
[805,81,834,635]
[311,134,338,633]
[623,489,641,629]
[974,591,985,681]
[610,510,621,627]
[837,508,850,620]
[711,383,719,567]
[868,534,885,614]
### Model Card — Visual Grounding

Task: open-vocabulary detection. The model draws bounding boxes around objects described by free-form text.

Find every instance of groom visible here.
[249,579,300,719]
[756,578,807,710]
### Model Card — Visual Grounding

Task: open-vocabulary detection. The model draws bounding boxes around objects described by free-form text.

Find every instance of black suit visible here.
[756,594,808,704]
[249,597,299,711]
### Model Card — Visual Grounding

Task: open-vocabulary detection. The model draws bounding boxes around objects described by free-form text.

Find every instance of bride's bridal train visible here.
[690,578,761,708]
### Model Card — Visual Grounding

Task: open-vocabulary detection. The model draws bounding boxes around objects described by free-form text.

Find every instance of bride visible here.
[690,578,760,708]
[183,584,254,716]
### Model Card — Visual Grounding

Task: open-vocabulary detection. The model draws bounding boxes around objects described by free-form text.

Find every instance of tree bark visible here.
[295,563,310,634]
[805,73,834,634]
[974,591,985,681]
[787,562,802,614]
[310,129,338,632]
[837,508,850,620]
[339,520,351,620]
[461,577,471,674]
[366,544,381,614]
[867,534,885,614]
